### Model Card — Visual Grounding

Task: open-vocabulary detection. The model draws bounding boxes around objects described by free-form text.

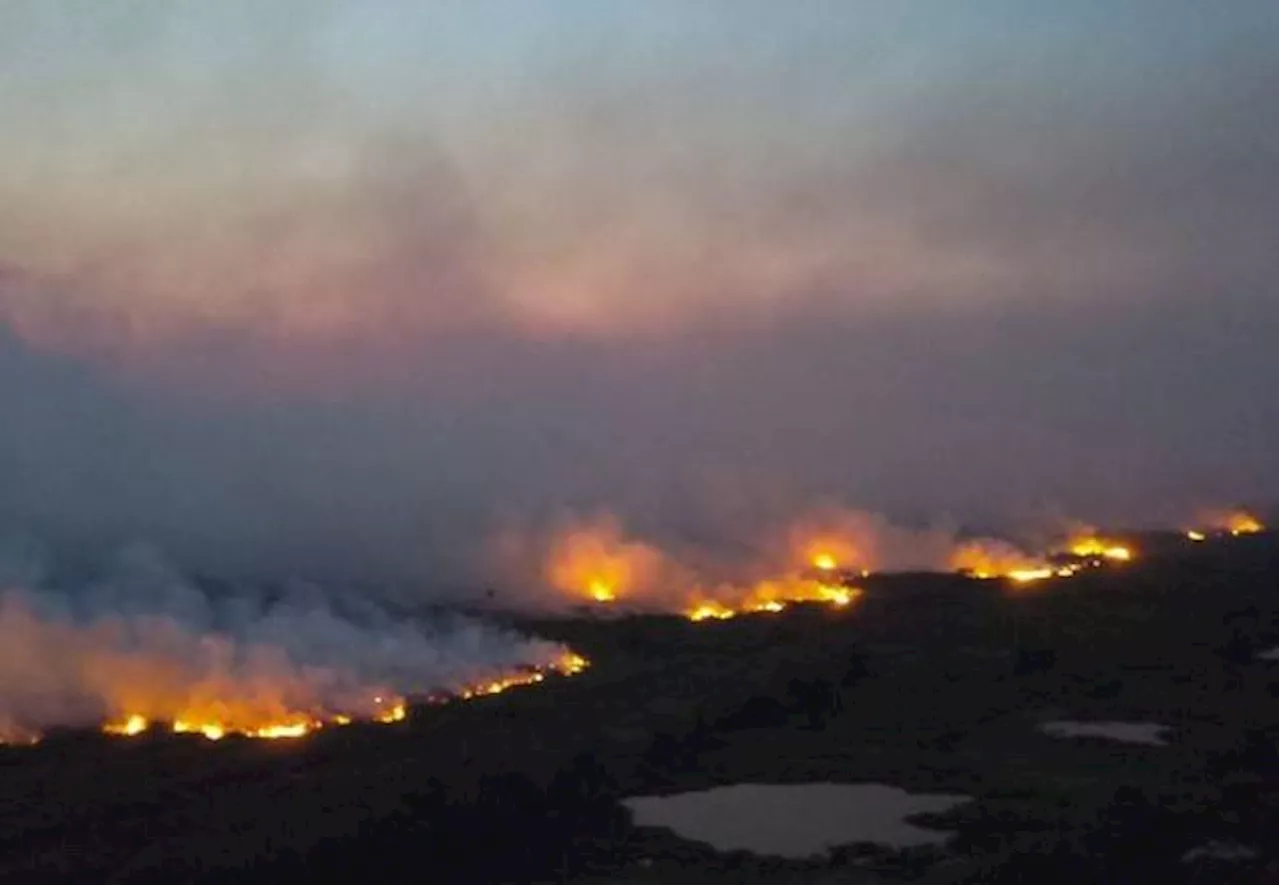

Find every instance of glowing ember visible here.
[1185,530,1206,542]
[746,600,787,614]
[588,580,616,603]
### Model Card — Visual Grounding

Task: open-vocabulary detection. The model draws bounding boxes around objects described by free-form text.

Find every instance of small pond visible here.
[1040,720,1171,745]
[622,782,970,858]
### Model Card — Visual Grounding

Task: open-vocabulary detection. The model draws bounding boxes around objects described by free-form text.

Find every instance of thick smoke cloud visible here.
[0,3,1273,593]
[0,538,568,741]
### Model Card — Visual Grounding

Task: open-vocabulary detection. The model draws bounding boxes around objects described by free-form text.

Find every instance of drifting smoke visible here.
[1196,509,1266,536]
[947,539,1047,579]
[540,514,680,605]
[773,507,958,575]
[500,506,1118,617]
[0,540,578,744]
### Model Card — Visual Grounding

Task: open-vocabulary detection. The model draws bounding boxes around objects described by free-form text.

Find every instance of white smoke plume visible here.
[0,538,573,743]
[490,505,1063,614]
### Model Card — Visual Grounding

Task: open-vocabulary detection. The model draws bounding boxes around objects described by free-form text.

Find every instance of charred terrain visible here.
[0,533,1274,884]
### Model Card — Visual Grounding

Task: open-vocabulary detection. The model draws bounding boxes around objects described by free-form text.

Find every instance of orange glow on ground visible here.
[687,601,736,622]
[90,652,590,744]
[1068,537,1132,561]
[683,579,862,622]
[950,540,1054,584]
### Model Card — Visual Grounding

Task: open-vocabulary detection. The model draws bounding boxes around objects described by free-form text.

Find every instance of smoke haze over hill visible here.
[0,2,1273,592]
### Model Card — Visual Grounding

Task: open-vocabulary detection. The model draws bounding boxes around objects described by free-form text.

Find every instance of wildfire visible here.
[87,652,590,744]
[791,525,864,577]
[811,552,839,572]
[1067,537,1132,561]
[544,515,667,607]
[687,601,736,622]
[817,584,855,606]
[459,670,547,699]
[950,540,1053,584]
[558,652,590,675]
[174,721,229,741]
[588,580,616,603]
[683,578,862,623]
[103,713,149,736]
[1227,513,1264,536]
[373,699,407,722]
[1185,510,1265,540]
[172,717,321,741]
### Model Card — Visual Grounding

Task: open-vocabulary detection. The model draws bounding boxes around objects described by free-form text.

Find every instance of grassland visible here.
[0,532,1273,883]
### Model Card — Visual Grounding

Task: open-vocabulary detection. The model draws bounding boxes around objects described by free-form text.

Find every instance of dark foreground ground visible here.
[1,533,1275,884]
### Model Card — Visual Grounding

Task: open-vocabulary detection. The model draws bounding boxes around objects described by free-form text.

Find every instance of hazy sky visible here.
[0,2,1274,589]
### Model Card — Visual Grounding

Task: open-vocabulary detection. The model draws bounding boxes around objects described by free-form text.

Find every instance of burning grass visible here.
[1066,537,1133,562]
[0,547,592,747]
[682,578,862,623]
[85,652,590,744]
[541,517,872,621]
[1184,510,1266,540]
[538,510,1168,618]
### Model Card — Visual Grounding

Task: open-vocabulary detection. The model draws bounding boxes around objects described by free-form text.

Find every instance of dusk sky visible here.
[0,2,1274,589]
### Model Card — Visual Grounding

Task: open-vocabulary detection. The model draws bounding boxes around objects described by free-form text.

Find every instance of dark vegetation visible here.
[0,532,1274,883]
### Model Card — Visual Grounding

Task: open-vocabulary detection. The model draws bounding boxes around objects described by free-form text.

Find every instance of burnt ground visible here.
[0,533,1274,884]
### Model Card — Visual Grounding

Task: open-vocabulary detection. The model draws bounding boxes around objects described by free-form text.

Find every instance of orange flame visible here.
[543,516,667,606]
[103,713,149,736]
[1226,512,1264,536]
[1191,509,1264,538]
[87,653,589,744]
[810,552,839,572]
[788,522,865,576]
[949,540,1052,583]
[1067,537,1132,561]
[683,576,863,623]
[1007,567,1055,584]
[687,601,736,622]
